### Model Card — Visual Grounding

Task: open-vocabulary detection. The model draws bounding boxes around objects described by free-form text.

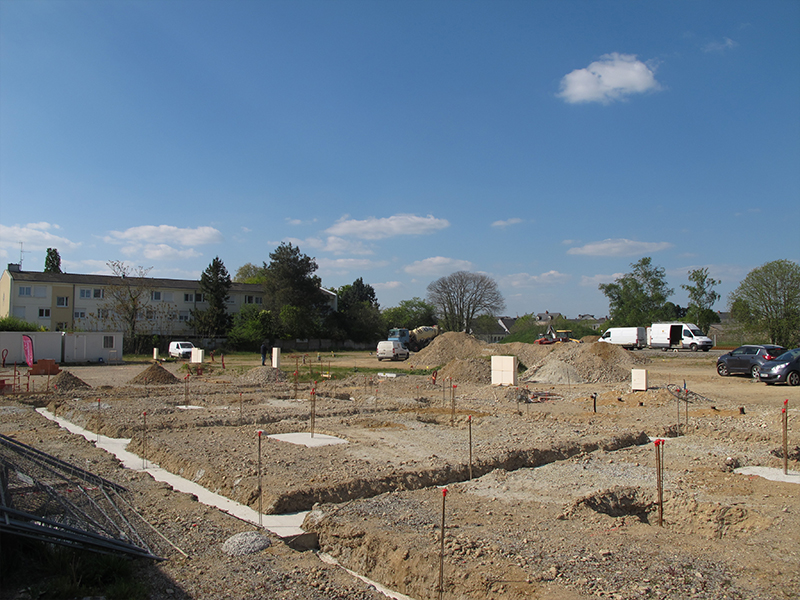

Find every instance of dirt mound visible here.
[51,370,91,392]
[236,366,287,385]
[412,332,487,368]
[484,342,555,370]
[127,362,180,385]
[523,342,646,384]
[437,358,491,384]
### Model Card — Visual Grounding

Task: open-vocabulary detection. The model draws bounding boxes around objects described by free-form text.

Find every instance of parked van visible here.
[169,341,195,359]
[648,323,713,352]
[598,327,646,349]
[376,340,409,361]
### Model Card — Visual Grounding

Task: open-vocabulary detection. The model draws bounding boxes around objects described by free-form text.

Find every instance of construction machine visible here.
[387,326,439,352]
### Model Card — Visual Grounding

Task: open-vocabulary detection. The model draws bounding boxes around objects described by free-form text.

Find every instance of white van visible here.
[376,340,409,361]
[169,341,195,359]
[648,323,713,352]
[598,327,646,349]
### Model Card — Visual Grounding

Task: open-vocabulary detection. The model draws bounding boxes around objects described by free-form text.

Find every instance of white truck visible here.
[648,323,713,352]
[598,327,647,349]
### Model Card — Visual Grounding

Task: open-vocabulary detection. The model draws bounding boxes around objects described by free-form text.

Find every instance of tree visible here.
[262,243,329,338]
[227,305,275,350]
[335,278,384,342]
[101,261,156,352]
[682,267,721,334]
[382,297,438,330]
[44,248,62,273]
[189,257,233,339]
[599,257,674,327]
[234,262,265,283]
[426,271,505,332]
[728,259,800,348]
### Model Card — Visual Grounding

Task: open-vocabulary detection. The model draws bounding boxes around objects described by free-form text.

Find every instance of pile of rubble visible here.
[127,362,180,385]
[413,332,646,385]
[51,370,91,392]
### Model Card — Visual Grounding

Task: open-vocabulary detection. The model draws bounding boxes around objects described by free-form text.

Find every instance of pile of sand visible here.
[51,370,91,392]
[523,342,647,384]
[412,332,488,368]
[127,362,181,385]
[437,357,491,384]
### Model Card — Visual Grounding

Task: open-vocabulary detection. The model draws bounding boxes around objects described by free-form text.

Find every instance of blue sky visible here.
[1,0,798,319]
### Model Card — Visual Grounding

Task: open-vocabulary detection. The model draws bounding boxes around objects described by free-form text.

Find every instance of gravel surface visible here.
[1,341,798,600]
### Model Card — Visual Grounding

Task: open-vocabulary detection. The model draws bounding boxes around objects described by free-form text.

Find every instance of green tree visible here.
[599,257,674,326]
[382,297,438,330]
[44,248,62,273]
[427,271,505,332]
[234,262,265,283]
[261,243,329,338]
[728,259,800,348]
[227,305,275,350]
[189,257,233,339]
[335,278,384,342]
[682,267,721,334]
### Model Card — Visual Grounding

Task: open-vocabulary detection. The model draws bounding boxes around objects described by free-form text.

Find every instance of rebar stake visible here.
[257,429,263,527]
[142,411,147,470]
[783,400,789,475]
[438,487,447,600]
[654,438,665,526]
[468,415,473,480]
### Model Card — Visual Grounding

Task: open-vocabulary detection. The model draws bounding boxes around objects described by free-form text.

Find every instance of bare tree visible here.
[426,271,505,332]
[101,261,157,351]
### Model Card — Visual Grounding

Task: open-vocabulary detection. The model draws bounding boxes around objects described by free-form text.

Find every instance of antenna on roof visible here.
[18,242,30,268]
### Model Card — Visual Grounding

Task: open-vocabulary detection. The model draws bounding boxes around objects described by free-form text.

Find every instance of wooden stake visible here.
[783,400,789,475]
[655,439,664,526]
[468,416,473,480]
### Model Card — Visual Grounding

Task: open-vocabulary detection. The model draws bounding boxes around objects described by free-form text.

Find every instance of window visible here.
[34,286,46,298]
[245,295,263,305]
[38,308,51,318]
[162,292,173,302]
[179,311,190,322]
[151,291,162,301]
[80,289,92,299]
[18,286,32,297]
[103,336,114,349]
[93,288,104,299]
[97,309,109,319]
[56,322,68,331]
[56,296,69,307]
[74,310,86,319]
[184,292,204,302]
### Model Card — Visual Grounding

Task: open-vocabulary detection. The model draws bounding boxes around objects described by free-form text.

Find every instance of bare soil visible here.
[1,337,798,600]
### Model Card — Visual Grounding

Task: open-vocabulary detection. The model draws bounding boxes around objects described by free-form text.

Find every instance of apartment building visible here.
[0,263,337,336]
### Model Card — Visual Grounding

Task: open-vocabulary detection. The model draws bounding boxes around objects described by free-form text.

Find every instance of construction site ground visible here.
[0,333,798,600]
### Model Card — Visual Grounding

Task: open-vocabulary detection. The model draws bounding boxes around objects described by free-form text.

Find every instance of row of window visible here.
[19,287,262,305]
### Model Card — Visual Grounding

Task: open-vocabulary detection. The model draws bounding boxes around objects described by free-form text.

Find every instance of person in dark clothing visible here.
[260,342,268,366]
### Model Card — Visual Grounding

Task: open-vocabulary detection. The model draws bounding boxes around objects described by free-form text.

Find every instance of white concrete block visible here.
[631,369,648,391]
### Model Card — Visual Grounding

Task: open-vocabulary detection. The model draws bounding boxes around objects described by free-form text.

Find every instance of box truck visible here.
[648,323,713,352]
[598,327,647,349]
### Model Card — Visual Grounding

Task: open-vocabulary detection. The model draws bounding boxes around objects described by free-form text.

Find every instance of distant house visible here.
[0,263,337,337]
[536,312,561,322]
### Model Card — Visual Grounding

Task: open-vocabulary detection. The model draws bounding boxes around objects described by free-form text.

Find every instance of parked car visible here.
[716,344,786,378]
[758,348,800,386]
[376,340,409,361]
[169,341,195,359]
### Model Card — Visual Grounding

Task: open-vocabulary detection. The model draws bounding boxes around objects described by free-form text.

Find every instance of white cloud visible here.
[403,256,474,276]
[317,258,389,272]
[284,236,374,256]
[580,273,624,286]
[0,223,80,252]
[557,53,661,104]
[704,37,738,53]
[503,271,571,288]
[140,244,203,261]
[326,214,450,240]
[105,225,223,246]
[373,281,403,291]
[567,238,672,257]
[491,217,523,228]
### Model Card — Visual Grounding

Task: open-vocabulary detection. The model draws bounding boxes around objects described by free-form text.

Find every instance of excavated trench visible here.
[127,430,650,515]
